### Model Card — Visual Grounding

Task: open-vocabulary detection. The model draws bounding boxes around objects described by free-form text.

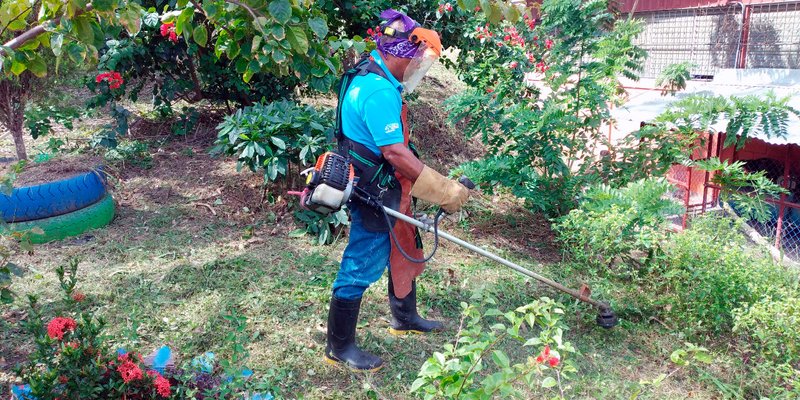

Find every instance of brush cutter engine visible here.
[298,152,355,215]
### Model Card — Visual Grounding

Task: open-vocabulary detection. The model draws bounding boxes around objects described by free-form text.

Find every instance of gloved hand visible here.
[410,166,469,213]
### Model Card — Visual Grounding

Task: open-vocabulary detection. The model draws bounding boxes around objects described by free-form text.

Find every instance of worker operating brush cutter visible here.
[289,9,617,373]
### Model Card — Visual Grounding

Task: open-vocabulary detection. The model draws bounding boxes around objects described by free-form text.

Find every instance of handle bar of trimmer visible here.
[383,206,611,312]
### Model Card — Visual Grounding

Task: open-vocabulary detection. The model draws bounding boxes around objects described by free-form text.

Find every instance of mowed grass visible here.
[2,184,728,398]
[0,62,734,399]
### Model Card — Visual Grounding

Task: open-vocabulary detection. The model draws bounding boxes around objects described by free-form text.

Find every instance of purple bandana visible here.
[375,9,420,59]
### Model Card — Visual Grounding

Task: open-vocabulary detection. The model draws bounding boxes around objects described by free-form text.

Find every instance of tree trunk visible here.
[0,74,31,160]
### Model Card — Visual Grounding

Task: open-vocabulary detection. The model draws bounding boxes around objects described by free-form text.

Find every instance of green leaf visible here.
[9,60,25,75]
[286,25,308,55]
[176,7,194,35]
[120,7,142,36]
[271,25,285,40]
[143,12,159,27]
[50,33,64,57]
[92,0,116,11]
[72,16,95,44]
[462,0,478,10]
[193,25,208,47]
[288,229,306,238]
[26,54,47,77]
[268,0,291,24]
[693,351,713,364]
[491,350,510,368]
[307,17,328,39]
[541,377,557,388]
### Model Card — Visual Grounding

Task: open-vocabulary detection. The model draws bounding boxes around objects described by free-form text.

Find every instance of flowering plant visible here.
[95,71,124,90]
[13,260,278,399]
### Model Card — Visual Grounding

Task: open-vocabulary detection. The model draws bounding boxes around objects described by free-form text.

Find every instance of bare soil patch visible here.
[15,154,104,186]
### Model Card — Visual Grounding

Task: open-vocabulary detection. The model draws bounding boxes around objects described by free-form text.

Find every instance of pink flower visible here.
[545,39,554,49]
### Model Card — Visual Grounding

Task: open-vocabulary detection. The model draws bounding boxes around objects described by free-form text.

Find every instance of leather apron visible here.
[389,104,425,299]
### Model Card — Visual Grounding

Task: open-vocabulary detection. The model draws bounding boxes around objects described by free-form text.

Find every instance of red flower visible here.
[117,360,143,383]
[545,39,554,49]
[535,355,544,363]
[160,22,179,43]
[160,22,174,36]
[66,341,79,349]
[367,28,374,36]
[59,375,68,384]
[71,291,86,302]
[548,356,560,367]
[509,61,518,69]
[474,6,480,11]
[536,61,548,73]
[47,317,77,341]
[543,345,550,357]
[155,374,171,397]
[486,87,494,93]
[445,3,453,12]
[96,72,124,90]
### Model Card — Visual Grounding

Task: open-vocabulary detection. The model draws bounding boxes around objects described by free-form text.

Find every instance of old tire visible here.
[2,194,115,244]
[0,168,107,223]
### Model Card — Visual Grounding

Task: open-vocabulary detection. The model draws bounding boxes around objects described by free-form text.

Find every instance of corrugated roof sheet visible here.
[611,68,800,145]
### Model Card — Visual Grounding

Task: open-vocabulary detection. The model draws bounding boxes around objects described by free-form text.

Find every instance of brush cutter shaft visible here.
[382,207,607,310]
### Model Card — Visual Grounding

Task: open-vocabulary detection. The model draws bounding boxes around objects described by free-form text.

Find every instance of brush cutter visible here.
[289,152,618,329]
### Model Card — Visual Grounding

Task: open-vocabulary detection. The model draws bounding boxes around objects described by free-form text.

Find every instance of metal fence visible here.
[632,1,800,79]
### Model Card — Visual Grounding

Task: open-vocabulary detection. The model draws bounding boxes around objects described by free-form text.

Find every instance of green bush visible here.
[734,288,800,364]
[213,101,332,184]
[662,216,792,334]
[554,178,682,272]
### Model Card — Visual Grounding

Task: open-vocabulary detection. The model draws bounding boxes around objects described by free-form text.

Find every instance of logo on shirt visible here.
[384,123,400,134]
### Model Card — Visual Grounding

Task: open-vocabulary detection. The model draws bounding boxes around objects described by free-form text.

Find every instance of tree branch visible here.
[0,5,93,57]
[0,5,34,39]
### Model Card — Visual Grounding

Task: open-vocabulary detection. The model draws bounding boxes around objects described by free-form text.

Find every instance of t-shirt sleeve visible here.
[361,88,404,147]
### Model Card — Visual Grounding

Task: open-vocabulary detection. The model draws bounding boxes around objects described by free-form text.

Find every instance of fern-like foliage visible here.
[656,91,800,149]
[655,62,695,96]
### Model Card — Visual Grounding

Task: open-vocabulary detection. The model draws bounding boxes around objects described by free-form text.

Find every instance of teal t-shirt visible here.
[341,50,404,156]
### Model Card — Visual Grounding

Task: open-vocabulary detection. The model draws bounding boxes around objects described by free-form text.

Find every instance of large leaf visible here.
[50,33,64,57]
[91,0,117,12]
[193,25,208,47]
[72,16,95,44]
[26,53,47,77]
[120,7,142,36]
[268,0,291,24]
[307,17,327,39]
[286,25,308,55]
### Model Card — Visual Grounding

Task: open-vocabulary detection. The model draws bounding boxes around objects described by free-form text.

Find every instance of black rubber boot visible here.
[324,296,384,372]
[388,277,444,335]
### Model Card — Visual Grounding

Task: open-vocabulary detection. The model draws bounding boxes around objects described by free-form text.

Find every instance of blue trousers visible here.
[332,202,391,300]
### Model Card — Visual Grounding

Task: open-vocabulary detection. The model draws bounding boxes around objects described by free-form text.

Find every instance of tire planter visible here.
[2,194,116,244]
[0,168,107,223]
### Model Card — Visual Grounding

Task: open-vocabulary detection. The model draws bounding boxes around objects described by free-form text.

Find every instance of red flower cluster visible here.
[536,61,549,73]
[47,317,77,341]
[523,14,536,30]
[437,2,453,13]
[508,61,518,69]
[96,72,124,89]
[475,24,493,40]
[71,291,86,302]
[160,22,178,43]
[148,371,172,397]
[502,26,524,47]
[535,345,560,367]
[545,38,554,49]
[117,359,143,383]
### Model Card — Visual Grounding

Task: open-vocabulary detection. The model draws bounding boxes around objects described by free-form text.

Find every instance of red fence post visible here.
[775,146,792,249]
[737,5,753,69]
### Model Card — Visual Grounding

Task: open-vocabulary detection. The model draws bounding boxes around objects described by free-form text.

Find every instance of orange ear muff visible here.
[409,27,442,56]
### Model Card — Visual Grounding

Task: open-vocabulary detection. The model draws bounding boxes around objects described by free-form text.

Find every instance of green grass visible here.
[1,197,727,398]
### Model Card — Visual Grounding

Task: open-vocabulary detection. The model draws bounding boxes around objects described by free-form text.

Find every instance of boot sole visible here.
[323,355,384,373]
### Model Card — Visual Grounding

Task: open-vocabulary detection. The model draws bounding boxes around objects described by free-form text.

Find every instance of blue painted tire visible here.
[0,167,107,223]
[2,194,115,244]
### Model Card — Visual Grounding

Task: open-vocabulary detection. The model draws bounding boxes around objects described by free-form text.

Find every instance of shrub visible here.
[213,101,332,185]
[412,297,577,400]
[734,288,800,365]
[15,260,278,399]
[662,215,792,334]
[554,178,682,272]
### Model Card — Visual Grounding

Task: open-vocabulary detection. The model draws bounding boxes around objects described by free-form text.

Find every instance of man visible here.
[324,9,470,372]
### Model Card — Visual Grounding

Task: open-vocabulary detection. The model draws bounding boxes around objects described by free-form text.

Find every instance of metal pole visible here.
[382,207,609,310]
